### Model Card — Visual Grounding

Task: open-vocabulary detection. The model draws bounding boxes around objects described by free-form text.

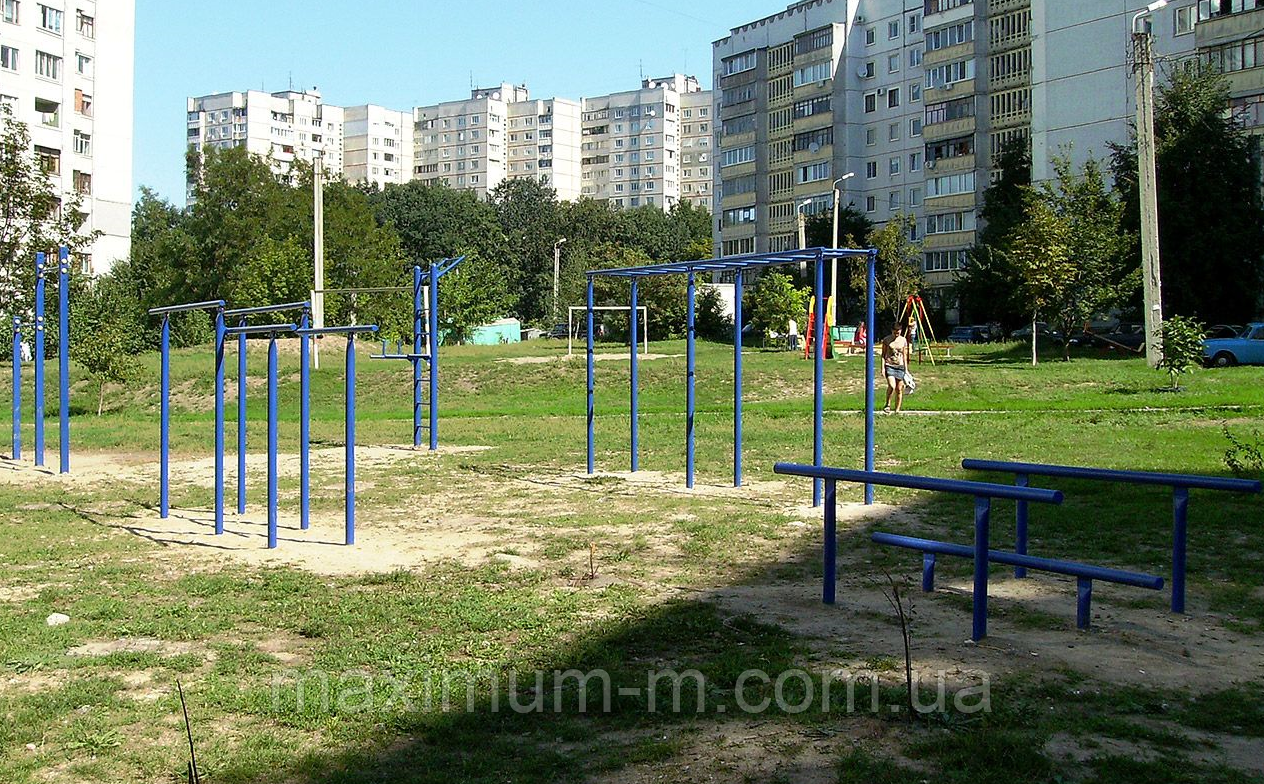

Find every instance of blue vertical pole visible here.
[58,247,69,474]
[33,252,45,467]
[1014,473,1029,578]
[1171,486,1189,614]
[299,312,311,530]
[629,278,639,473]
[413,265,423,448]
[237,320,247,515]
[812,250,825,507]
[864,249,877,505]
[345,333,356,545]
[972,495,991,641]
[585,278,594,474]
[12,319,20,460]
[159,316,170,518]
[428,262,439,451]
[733,273,743,488]
[822,478,837,604]
[686,270,696,489]
[266,337,278,549]
[213,310,226,535]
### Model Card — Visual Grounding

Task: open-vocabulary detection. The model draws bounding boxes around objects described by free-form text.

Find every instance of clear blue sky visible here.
[133,0,780,203]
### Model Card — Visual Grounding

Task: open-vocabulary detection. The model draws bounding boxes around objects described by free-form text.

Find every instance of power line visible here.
[629,0,723,28]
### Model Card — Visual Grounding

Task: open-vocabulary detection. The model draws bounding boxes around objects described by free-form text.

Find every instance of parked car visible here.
[1203,322,1264,367]
[1009,323,1064,344]
[1099,323,1146,352]
[1206,324,1245,340]
[947,325,991,343]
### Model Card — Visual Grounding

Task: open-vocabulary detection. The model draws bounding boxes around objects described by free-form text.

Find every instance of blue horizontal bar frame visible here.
[295,325,379,336]
[585,246,873,279]
[147,300,226,316]
[961,458,1262,615]
[224,301,311,317]
[223,323,296,336]
[773,462,1064,640]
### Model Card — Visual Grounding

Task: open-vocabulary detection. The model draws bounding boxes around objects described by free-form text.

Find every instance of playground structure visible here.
[898,294,941,365]
[584,247,879,505]
[774,460,1261,640]
[8,247,73,474]
[802,294,835,360]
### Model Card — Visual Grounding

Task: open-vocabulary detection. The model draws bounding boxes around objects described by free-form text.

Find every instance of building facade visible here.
[412,83,529,199]
[679,88,715,209]
[506,97,583,200]
[0,0,134,273]
[342,104,413,189]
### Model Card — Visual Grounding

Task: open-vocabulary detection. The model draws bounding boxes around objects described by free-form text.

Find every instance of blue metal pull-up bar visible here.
[11,317,20,461]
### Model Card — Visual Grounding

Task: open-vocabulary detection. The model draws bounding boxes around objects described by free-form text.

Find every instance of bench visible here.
[870,532,1164,630]
[915,343,954,363]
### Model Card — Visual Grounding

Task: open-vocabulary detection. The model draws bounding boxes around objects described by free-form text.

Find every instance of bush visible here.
[1155,314,1205,390]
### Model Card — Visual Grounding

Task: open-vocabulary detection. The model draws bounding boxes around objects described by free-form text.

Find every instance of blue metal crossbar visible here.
[961,458,1262,614]
[223,323,296,335]
[224,301,310,317]
[870,532,1164,630]
[772,462,1064,640]
[147,300,226,316]
[295,325,379,336]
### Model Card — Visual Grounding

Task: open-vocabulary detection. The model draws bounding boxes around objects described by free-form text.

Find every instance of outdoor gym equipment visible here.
[9,247,72,473]
[584,247,879,505]
[960,459,1262,613]
[565,306,648,357]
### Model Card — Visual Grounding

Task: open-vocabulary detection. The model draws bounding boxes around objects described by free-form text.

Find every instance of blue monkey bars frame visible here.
[584,247,878,505]
[9,248,72,472]
[960,459,1262,614]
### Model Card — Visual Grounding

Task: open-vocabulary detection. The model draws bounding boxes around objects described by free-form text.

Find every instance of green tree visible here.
[805,203,873,250]
[1112,62,1264,322]
[70,273,144,414]
[866,213,925,324]
[745,272,809,344]
[435,251,513,344]
[490,178,562,324]
[1155,314,1206,390]
[1009,195,1073,365]
[956,137,1032,328]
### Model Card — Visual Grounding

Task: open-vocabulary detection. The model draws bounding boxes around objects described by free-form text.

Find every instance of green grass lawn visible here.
[1,338,1262,783]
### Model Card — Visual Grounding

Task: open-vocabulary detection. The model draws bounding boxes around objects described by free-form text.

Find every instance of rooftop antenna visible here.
[639,59,644,83]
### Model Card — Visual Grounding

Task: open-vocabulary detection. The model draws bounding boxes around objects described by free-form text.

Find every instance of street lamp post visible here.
[796,199,814,277]
[830,172,856,327]
[1133,0,1168,369]
[553,238,568,323]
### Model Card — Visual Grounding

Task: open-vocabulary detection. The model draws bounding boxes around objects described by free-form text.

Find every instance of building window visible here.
[889,122,900,141]
[925,211,977,234]
[909,187,922,207]
[796,26,833,54]
[861,61,876,79]
[910,152,922,171]
[866,127,877,146]
[720,145,756,167]
[911,82,922,102]
[798,160,831,183]
[1174,5,1196,34]
[888,53,901,73]
[927,171,976,197]
[74,89,91,117]
[73,130,90,156]
[76,10,94,39]
[2,0,17,24]
[793,61,833,86]
[910,117,922,136]
[889,157,900,176]
[0,45,17,72]
[865,27,876,45]
[909,47,923,67]
[35,50,61,80]
[864,92,877,113]
[926,20,974,52]
[889,191,901,209]
[908,13,921,32]
[793,95,831,119]
[888,20,900,39]
[35,97,58,126]
[924,249,968,272]
[925,96,976,125]
[792,126,833,152]
[866,161,878,179]
[35,145,59,175]
[38,3,60,33]
[888,87,901,108]
[865,196,876,212]
[723,50,757,75]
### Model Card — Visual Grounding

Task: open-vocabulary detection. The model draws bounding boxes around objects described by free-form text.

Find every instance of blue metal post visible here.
[586,278,594,474]
[1172,486,1188,613]
[686,270,696,489]
[237,319,247,515]
[413,265,423,448]
[864,249,877,505]
[33,252,44,467]
[11,319,20,460]
[733,273,743,487]
[214,310,225,535]
[629,278,639,472]
[823,479,837,604]
[159,316,170,517]
[972,495,991,641]
[266,337,278,549]
[299,311,310,530]
[428,262,439,451]
[345,333,356,545]
[58,247,69,474]
[1076,578,1093,630]
[922,553,936,592]
[1014,473,1029,578]
[812,250,825,507]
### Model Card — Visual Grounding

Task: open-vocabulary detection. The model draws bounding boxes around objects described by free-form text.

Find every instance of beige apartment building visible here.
[342,104,413,189]
[507,97,583,200]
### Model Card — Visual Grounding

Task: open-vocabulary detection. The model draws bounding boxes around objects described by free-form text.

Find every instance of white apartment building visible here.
[342,104,413,189]
[186,88,344,203]
[679,89,714,210]
[413,83,529,199]
[0,0,133,274]
[580,74,703,209]
[506,97,583,200]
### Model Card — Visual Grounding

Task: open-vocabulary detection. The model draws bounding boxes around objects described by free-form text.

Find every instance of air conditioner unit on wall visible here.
[877,87,887,96]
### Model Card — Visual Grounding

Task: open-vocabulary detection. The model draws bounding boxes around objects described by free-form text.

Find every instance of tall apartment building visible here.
[715,0,1194,321]
[679,88,715,209]
[506,97,583,200]
[1194,1,1264,137]
[186,88,344,202]
[580,74,704,209]
[341,104,413,189]
[412,83,529,199]
[0,0,134,274]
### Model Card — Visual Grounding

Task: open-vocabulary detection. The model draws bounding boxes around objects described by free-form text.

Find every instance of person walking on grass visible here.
[882,323,909,413]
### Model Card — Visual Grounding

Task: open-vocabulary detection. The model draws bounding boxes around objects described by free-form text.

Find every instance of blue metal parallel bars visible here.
[148,300,229,315]
[585,279,595,474]
[299,311,311,530]
[428,262,440,451]
[823,479,837,604]
[213,310,226,535]
[223,323,296,336]
[864,249,877,505]
[413,265,423,448]
[733,272,743,488]
[10,319,19,460]
[236,319,247,515]
[812,249,825,507]
[266,337,279,549]
[972,496,990,641]
[33,252,44,467]
[1015,473,1029,578]
[629,279,639,472]
[58,247,69,474]
[961,458,1262,614]
[223,301,311,318]
[159,317,170,517]
[686,270,696,489]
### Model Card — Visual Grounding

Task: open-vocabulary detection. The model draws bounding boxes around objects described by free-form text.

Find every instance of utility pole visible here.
[313,154,325,369]
[553,238,567,323]
[830,172,855,327]
[796,200,811,277]
[1133,0,1167,368]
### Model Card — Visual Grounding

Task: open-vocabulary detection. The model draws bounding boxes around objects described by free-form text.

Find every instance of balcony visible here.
[988,0,1029,15]
[922,115,976,142]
